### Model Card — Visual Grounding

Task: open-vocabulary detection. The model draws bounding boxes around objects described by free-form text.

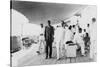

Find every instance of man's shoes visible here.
[57,58,61,60]
[45,56,48,59]
[49,56,52,59]
[45,56,52,59]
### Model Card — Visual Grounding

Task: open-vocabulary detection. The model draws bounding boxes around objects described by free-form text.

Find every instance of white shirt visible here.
[40,27,44,35]
[73,32,83,44]
[90,23,96,41]
[39,27,45,40]
[54,27,66,42]
[64,28,73,43]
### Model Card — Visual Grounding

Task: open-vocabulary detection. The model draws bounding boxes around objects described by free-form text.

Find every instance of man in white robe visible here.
[54,22,66,60]
[38,24,45,54]
[73,27,85,56]
[89,18,97,60]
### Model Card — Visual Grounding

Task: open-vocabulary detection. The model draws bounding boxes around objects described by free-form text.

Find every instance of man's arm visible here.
[44,26,46,40]
[51,26,54,36]
[51,26,54,42]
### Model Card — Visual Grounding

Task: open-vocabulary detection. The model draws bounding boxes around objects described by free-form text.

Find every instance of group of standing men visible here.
[37,18,96,60]
[38,20,54,59]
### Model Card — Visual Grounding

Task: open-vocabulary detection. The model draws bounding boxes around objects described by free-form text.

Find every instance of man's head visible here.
[56,25,59,28]
[40,23,43,28]
[79,28,82,33]
[77,20,79,23]
[47,20,51,26]
[87,24,90,27]
[68,25,72,30]
[61,21,65,27]
[92,17,96,23]
[86,33,89,37]
[73,25,75,28]
[84,29,86,32]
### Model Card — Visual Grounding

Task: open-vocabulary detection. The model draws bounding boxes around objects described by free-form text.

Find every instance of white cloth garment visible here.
[73,32,85,55]
[64,27,73,43]
[72,27,76,33]
[54,27,66,59]
[89,22,97,59]
[38,27,45,53]
[64,27,74,55]
[66,45,77,57]
[39,28,45,40]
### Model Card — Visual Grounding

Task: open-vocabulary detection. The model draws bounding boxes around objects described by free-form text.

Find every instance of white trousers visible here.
[90,40,96,59]
[38,36,45,53]
[56,40,64,59]
[79,42,85,55]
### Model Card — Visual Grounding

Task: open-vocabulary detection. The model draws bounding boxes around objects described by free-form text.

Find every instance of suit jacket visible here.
[44,25,54,42]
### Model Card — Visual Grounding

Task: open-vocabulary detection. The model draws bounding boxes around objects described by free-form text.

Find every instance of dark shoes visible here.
[57,58,61,61]
[49,56,52,59]
[45,56,52,59]
[45,57,48,59]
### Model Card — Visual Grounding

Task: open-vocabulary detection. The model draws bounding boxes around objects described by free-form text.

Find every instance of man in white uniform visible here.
[54,22,66,60]
[73,27,85,56]
[89,18,97,60]
[38,23,45,54]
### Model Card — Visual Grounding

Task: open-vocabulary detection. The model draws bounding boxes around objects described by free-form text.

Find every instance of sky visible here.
[11,0,86,25]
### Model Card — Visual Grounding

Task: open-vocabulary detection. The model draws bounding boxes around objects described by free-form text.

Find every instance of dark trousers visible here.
[45,40,52,58]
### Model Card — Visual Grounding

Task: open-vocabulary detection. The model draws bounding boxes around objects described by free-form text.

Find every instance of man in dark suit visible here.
[44,20,54,59]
